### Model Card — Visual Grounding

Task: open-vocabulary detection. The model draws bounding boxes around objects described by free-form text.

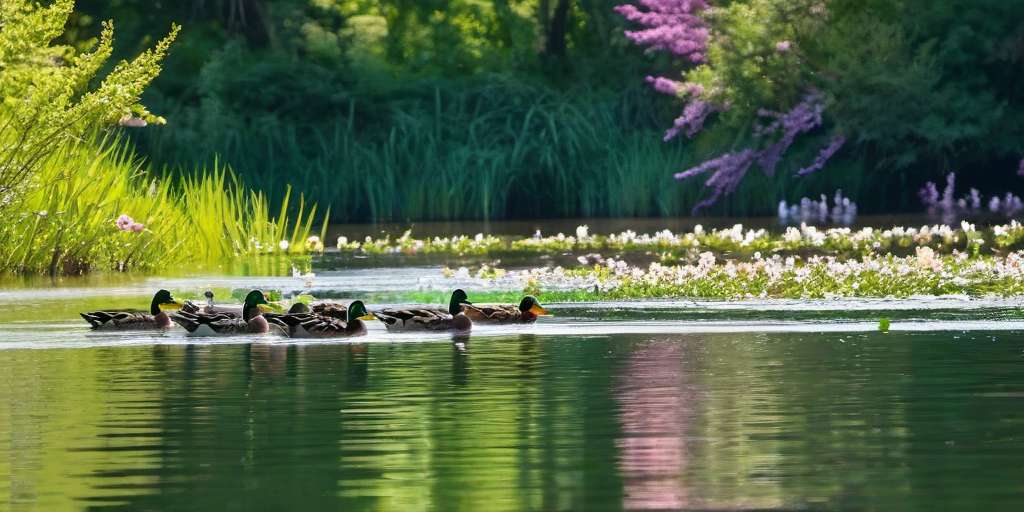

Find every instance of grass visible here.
[0,135,327,275]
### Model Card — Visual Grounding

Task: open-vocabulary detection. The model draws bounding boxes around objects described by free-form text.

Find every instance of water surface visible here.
[2,271,1024,510]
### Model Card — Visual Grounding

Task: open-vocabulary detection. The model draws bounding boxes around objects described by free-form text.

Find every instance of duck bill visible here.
[159,301,183,312]
[529,304,551,316]
[357,314,377,321]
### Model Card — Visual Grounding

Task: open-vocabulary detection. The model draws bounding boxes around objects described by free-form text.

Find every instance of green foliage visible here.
[0,0,327,275]
[0,0,178,211]
[0,136,325,275]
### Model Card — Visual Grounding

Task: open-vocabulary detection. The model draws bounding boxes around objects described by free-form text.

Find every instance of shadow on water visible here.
[3,330,1024,510]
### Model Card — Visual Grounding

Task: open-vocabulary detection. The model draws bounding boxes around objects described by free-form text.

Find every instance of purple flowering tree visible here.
[616,0,846,213]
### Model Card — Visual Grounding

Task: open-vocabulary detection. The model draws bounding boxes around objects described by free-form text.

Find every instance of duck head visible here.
[150,289,182,316]
[242,290,271,321]
[448,289,471,315]
[347,301,376,322]
[518,296,550,317]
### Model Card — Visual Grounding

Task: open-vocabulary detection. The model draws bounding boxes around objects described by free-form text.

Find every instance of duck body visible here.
[372,290,473,333]
[461,296,550,324]
[170,290,271,336]
[372,307,470,332]
[268,314,368,338]
[80,310,172,330]
[269,301,375,338]
[171,311,270,336]
[80,290,181,330]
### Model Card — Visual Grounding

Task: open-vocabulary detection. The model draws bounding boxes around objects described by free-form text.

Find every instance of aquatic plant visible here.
[332,222,1024,260]
[449,251,1024,299]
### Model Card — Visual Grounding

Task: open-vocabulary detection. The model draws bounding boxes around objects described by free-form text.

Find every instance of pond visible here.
[2,266,1024,511]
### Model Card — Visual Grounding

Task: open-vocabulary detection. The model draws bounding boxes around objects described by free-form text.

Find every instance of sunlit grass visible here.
[0,136,327,275]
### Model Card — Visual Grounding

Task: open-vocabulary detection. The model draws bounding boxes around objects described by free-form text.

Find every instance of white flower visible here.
[576,225,590,240]
[279,240,290,251]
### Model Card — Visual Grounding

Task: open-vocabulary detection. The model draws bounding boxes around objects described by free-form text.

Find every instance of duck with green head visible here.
[171,290,272,336]
[461,294,550,324]
[80,289,182,330]
[268,301,376,338]
[372,289,473,332]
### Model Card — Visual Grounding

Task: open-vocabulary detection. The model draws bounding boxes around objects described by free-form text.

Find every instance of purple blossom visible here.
[755,91,825,175]
[796,136,846,176]
[664,99,716,140]
[1018,158,1024,176]
[646,76,682,96]
[615,1,710,63]
[674,149,756,213]
[775,40,791,53]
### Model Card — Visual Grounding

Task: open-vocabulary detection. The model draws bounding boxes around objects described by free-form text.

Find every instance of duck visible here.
[80,289,182,330]
[372,289,473,332]
[170,290,272,336]
[461,295,551,324]
[267,301,376,338]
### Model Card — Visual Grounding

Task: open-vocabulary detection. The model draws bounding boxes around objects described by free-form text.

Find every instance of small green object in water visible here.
[879,318,891,332]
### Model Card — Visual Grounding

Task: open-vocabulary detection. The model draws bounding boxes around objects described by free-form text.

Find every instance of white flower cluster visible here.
[454,250,1024,299]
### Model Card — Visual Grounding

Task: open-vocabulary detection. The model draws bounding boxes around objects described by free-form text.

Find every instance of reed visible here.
[138,78,873,222]
[0,136,326,275]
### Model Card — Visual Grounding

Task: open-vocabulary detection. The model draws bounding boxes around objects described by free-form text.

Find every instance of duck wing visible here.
[373,307,451,331]
[461,304,523,323]
[81,311,157,330]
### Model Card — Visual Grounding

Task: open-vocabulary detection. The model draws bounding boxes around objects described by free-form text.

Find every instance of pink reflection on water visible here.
[616,341,698,510]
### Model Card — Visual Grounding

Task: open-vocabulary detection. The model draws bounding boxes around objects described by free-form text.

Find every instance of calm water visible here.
[3,270,1024,510]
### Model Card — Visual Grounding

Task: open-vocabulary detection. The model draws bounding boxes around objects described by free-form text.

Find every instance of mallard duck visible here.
[461,295,550,324]
[80,289,182,330]
[372,289,473,332]
[170,290,272,336]
[268,301,376,338]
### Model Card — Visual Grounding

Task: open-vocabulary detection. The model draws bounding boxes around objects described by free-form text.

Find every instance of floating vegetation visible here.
[439,250,1024,300]
[334,222,1024,260]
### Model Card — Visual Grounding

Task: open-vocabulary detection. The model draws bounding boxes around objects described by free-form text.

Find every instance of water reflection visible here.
[615,340,697,510]
[3,332,1024,510]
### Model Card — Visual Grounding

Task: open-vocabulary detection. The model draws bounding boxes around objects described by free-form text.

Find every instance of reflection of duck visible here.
[171,290,272,335]
[268,301,375,338]
[372,290,472,332]
[80,289,182,330]
[461,295,550,324]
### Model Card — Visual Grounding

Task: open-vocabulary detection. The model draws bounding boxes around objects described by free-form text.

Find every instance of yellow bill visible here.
[159,301,183,312]
[529,304,551,316]
[357,314,377,321]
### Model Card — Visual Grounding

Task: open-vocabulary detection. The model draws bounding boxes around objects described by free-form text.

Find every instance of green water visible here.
[2,268,1024,510]
[3,330,1024,510]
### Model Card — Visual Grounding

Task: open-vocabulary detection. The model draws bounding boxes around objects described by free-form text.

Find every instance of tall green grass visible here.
[138,78,878,222]
[0,135,326,275]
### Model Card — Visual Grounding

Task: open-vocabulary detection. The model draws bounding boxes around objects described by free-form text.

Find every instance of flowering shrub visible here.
[616,1,845,211]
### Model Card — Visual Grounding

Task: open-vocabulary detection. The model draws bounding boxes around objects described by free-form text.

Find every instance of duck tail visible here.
[80,313,102,329]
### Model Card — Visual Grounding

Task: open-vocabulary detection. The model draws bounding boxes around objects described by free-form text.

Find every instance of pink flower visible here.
[130,222,145,233]
[775,40,791,53]
[115,214,134,231]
